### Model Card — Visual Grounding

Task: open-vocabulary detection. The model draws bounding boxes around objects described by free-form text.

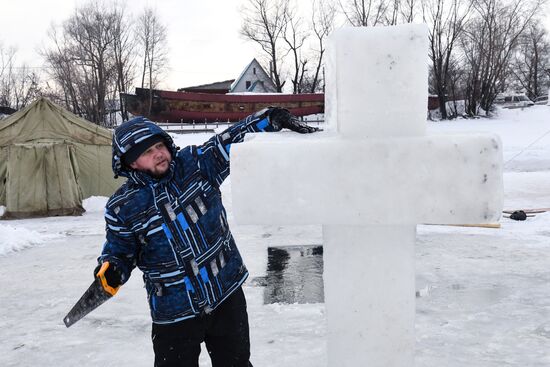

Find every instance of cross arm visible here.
[230,134,503,226]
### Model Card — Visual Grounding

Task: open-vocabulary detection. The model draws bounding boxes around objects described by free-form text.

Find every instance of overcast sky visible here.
[0,0,257,90]
[1,0,550,92]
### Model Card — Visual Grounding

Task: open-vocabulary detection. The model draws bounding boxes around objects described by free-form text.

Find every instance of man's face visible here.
[129,141,172,177]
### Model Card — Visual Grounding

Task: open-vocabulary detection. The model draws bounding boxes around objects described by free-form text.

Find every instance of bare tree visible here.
[241,0,290,92]
[461,0,544,116]
[64,1,118,124]
[309,0,336,93]
[400,0,419,22]
[0,44,41,110]
[43,0,139,125]
[43,25,83,115]
[0,43,16,107]
[283,3,310,93]
[339,0,421,26]
[386,0,401,25]
[509,21,550,99]
[42,0,120,124]
[11,67,41,109]
[112,4,136,122]
[338,0,390,26]
[444,57,467,116]
[422,0,472,119]
[136,7,168,115]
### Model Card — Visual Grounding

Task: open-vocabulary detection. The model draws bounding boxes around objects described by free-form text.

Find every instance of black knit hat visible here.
[122,135,165,166]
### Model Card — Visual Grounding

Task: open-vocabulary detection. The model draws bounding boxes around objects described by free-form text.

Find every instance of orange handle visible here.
[96,261,120,296]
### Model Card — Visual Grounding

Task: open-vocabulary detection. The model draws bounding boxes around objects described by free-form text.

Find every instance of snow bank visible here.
[83,196,108,212]
[0,224,44,256]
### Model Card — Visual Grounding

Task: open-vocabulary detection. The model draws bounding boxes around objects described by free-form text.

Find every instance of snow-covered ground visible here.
[1,106,549,366]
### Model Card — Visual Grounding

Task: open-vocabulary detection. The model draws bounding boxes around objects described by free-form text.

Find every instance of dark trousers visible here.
[152,287,253,367]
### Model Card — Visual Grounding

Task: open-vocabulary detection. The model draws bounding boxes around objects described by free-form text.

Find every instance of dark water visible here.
[252,245,324,304]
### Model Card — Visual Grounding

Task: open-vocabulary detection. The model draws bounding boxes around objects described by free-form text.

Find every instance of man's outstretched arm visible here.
[268,107,322,134]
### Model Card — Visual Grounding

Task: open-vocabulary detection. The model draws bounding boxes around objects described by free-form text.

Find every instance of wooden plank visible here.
[425,223,501,229]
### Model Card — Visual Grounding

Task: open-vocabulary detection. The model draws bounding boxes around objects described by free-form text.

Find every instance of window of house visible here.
[246,81,251,89]
[253,67,256,75]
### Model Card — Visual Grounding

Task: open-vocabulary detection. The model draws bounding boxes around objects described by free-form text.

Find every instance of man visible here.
[95,108,320,367]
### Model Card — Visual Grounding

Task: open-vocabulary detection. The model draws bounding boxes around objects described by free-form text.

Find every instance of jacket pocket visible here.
[145,272,199,321]
[147,282,199,321]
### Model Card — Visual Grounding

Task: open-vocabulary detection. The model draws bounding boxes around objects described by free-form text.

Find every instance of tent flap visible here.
[0,147,7,206]
[3,143,84,219]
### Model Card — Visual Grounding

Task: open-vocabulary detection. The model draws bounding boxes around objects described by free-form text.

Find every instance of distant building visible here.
[178,59,278,95]
[229,58,277,93]
[177,79,235,94]
[428,95,439,110]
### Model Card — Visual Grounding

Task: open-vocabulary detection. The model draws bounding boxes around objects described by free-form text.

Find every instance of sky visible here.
[0,0,259,90]
[1,0,550,92]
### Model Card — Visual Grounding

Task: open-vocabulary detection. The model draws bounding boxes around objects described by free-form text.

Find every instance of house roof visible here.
[178,79,235,93]
[230,58,276,93]
[176,58,277,94]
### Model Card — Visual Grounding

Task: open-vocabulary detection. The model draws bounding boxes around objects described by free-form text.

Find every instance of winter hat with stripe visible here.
[122,135,165,166]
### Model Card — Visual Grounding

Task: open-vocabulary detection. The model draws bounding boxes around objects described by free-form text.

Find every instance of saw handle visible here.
[96,261,121,296]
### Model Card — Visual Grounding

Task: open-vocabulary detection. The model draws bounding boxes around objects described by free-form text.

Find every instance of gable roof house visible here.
[176,59,278,95]
[229,59,277,93]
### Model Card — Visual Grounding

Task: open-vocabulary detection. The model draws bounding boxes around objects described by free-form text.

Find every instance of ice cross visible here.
[230,24,502,367]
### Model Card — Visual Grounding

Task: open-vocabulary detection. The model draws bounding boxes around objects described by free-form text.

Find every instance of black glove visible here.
[268,107,322,134]
[94,261,123,288]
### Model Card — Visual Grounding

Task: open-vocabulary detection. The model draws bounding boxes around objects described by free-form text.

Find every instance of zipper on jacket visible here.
[151,183,208,311]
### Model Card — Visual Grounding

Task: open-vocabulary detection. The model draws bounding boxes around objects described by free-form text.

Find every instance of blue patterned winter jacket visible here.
[99,109,277,324]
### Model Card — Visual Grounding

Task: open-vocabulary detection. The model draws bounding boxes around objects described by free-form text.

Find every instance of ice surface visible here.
[262,245,324,304]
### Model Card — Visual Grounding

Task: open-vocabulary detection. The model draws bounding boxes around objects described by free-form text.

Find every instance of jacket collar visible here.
[127,159,177,187]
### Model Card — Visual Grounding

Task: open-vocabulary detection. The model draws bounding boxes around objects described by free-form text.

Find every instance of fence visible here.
[156,117,325,134]
[108,116,325,134]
